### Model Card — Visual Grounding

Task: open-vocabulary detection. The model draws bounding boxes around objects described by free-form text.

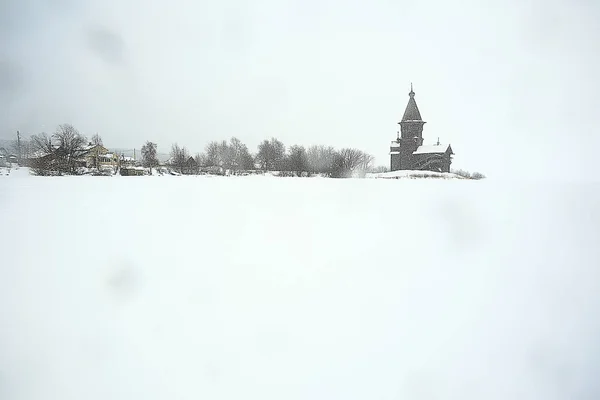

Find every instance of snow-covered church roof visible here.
[413,144,452,155]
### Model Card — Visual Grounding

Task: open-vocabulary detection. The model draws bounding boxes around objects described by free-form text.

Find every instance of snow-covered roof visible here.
[100,153,114,158]
[29,150,49,159]
[390,151,400,155]
[413,144,451,155]
[83,144,106,151]
[390,141,401,148]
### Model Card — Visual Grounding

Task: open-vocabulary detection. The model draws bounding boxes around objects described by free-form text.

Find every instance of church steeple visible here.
[401,84,423,122]
[399,84,426,144]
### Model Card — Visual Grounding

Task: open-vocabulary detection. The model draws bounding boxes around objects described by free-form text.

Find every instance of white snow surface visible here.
[1,173,600,399]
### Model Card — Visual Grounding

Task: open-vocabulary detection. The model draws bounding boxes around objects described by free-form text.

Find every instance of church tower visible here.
[399,84,426,143]
[389,84,454,173]
[390,84,426,170]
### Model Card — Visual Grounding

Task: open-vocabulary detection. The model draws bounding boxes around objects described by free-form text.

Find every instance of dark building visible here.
[390,85,454,172]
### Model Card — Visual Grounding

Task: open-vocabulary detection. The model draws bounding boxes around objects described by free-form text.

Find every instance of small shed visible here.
[120,167,146,176]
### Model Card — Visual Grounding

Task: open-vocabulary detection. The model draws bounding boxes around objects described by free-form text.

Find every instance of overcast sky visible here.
[1,0,599,178]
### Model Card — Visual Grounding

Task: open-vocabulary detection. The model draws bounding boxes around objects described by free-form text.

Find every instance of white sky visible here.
[1,0,599,178]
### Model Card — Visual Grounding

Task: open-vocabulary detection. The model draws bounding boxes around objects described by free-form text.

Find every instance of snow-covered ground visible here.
[1,173,599,399]
[366,170,464,179]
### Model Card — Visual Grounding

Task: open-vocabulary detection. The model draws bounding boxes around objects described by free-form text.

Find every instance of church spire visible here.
[401,83,422,122]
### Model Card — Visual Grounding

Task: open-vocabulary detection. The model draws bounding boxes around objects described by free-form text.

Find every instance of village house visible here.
[0,147,18,165]
[390,85,454,173]
[119,155,136,167]
[82,143,119,169]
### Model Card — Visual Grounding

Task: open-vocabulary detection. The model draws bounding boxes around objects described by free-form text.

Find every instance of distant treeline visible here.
[9,124,387,178]
[167,137,381,178]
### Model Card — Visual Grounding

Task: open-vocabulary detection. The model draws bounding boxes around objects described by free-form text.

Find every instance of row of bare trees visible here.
[166,136,377,178]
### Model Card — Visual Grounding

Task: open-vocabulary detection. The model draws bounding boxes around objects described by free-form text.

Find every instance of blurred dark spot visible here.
[86,27,125,65]
[106,262,138,299]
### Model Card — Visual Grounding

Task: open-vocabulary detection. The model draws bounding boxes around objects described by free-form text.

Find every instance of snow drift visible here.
[1,174,599,399]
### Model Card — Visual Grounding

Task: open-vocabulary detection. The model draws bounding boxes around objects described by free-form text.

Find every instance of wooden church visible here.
[390,85,454,172]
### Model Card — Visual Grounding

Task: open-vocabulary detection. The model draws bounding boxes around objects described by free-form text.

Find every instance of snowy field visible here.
[1,171,600,399]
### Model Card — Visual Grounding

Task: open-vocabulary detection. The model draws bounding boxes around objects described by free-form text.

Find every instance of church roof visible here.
[413,144,453,155]
[401,84,423,122]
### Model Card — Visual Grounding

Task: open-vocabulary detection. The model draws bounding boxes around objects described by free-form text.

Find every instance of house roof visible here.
[401,85,423,122]
[413,144,453,155]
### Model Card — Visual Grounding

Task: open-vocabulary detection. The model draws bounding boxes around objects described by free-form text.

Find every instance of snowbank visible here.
[366,170,464,179]
[1,175,599,399]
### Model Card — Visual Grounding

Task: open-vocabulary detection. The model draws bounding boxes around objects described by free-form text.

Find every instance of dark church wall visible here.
[390,153,401,171]
[411,153,452,173]
[400,121,425,141]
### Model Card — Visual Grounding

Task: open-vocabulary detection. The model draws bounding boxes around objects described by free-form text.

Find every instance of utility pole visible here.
[16,130,21,163]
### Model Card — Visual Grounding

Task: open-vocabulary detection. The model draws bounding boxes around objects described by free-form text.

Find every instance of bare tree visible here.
[53,124,87,174]
[30,133,56,174]
[204,138,253,172]
[91,133,103,146]
[452,169,486,180]
[357,152,375,178]
[307,145,336,175]
[371,165,389,174]
[218,140,234,170]
[286,145,308,175]
[141,141,159,174]
[228,137,253,172]
[205,141,220,167]
[256,138,285,171]
[29,125,86,174]
[170,143,189,174]
[330,148,373,178]
[194,152,207,169]
[31,133,54,155]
